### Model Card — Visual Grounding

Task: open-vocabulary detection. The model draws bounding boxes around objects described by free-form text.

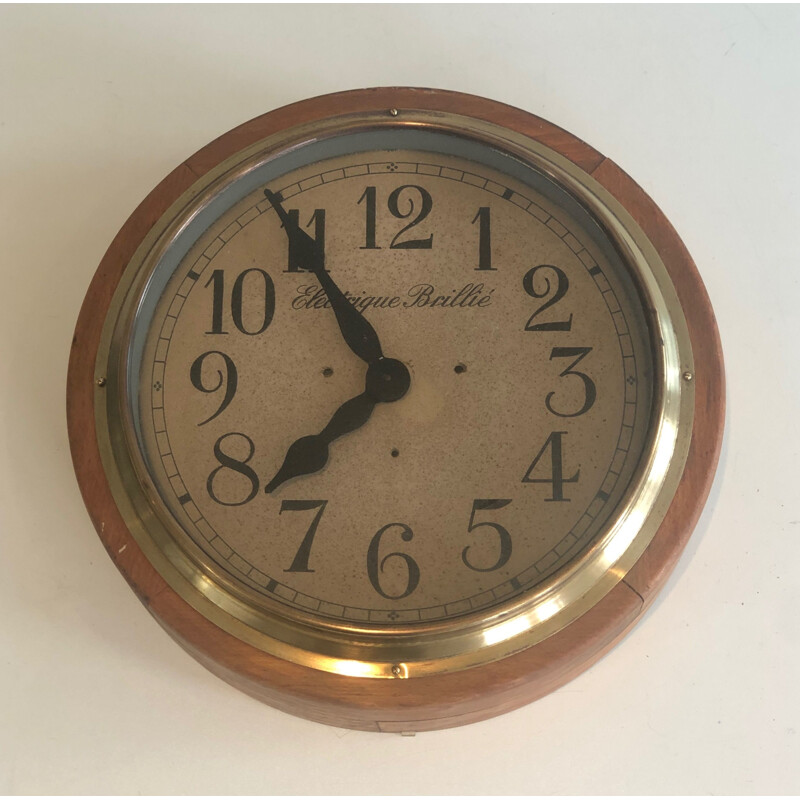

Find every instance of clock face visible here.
[129,135,655,627]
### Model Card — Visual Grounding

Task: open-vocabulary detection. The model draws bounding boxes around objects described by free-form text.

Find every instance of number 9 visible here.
[189,350,238,425]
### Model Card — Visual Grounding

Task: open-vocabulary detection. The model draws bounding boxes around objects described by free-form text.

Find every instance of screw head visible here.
[389,108,399,117]
[682,371,694,382]
[95,376,107,387]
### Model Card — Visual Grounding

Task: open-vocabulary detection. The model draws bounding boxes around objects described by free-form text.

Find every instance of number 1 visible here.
[472,207,494,270]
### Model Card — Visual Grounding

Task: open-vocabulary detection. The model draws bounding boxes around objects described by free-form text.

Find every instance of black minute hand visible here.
[264,189,384,364]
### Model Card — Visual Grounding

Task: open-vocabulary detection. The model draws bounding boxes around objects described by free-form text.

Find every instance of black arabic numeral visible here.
[388,185,433,249]
[189,350,238,425]
[206,432,259,506]
[357,186,380,250]
[366,523,420,600]
[285,208,326,272]
[462,499,513,572]
[522,264,573,331]
[545,347,597,417]
[231,268,275,335]
[205,269,226,334]
[472,207,494,270]
[280,499,328,573]
[204,268,275,335]
[522,431,580,502]
[357,185,434,250]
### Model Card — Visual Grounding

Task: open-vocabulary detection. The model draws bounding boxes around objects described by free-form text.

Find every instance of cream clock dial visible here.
[136,147,653,625]
[69,89,724,730]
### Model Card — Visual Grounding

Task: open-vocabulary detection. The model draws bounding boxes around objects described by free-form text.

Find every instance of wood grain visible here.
[67,88,725,731]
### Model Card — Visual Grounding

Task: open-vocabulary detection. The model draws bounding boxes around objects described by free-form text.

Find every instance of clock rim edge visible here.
[66,87,725,732]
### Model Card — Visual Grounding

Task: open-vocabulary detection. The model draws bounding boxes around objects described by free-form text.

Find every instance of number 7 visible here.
[280,499,328,573]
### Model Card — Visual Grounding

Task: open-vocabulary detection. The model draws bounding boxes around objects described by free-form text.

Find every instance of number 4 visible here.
[522,431,579,501]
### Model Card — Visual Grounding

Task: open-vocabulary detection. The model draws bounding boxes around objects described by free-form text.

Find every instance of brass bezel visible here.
[94,109,694,679]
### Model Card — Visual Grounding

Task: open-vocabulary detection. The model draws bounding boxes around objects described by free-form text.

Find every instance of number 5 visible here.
[462,499,513,572]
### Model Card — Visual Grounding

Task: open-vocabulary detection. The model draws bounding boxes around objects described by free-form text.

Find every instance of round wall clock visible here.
[68,88,724,731]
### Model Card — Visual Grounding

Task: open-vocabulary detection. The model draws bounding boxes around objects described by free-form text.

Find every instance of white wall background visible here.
[1,5,798,795]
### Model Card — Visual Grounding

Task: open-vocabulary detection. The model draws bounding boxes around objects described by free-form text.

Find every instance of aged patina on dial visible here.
[137,147,652,624]
[69,89,724,730]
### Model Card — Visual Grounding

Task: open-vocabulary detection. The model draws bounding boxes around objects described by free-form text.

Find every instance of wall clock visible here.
[68,88,724,731]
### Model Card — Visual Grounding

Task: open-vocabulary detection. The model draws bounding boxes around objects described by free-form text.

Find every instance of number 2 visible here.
[522,264,572,331]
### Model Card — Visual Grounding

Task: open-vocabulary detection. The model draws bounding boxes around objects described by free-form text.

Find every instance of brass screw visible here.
[682,371,694,382]
[389,108,399,117]
[391,664,403,677]
[96,377,107,387]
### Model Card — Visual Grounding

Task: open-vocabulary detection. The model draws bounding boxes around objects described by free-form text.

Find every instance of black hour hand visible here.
[263,358,410,493]
[264,393,375,494]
